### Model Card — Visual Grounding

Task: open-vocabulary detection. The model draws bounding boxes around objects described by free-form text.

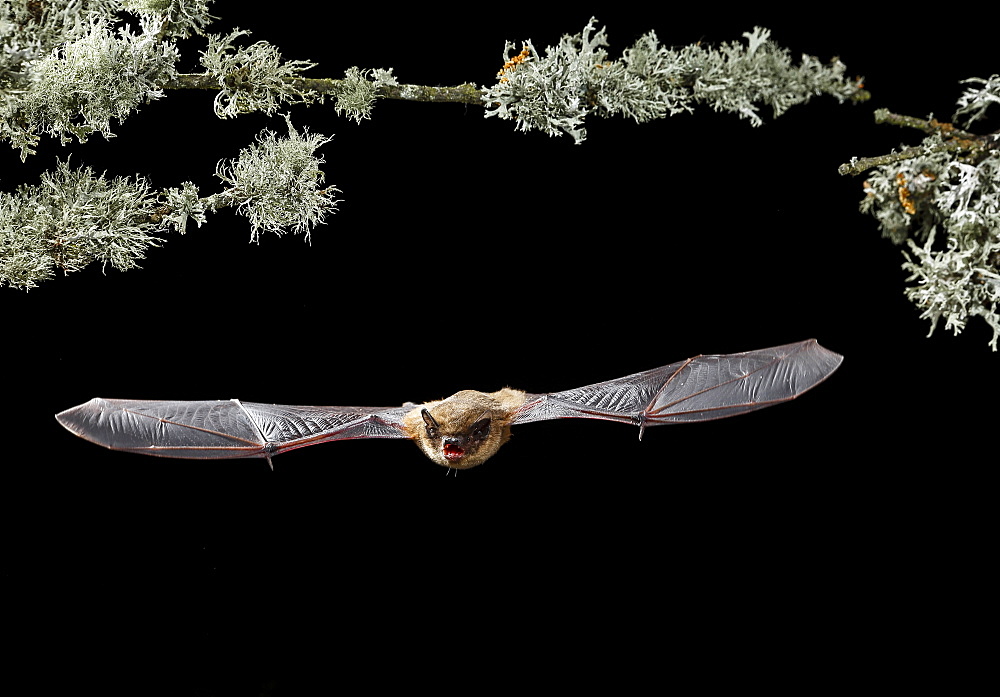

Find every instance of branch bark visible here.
[838,108,993,176]
[162,74,484,105]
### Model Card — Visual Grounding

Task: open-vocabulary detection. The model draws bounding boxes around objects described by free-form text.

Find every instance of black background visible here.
[4,4,994,694]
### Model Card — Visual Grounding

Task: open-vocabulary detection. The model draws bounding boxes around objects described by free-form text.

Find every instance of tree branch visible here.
[162,73,484,105]
[871,107,977,138]
[838,141,964,176]
[838,108,993,176]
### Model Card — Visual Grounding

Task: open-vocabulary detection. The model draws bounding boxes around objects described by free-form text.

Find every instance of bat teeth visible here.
[443,443,465,461]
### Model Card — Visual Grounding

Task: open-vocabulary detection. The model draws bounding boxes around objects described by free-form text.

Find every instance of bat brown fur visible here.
[402,388,527,469]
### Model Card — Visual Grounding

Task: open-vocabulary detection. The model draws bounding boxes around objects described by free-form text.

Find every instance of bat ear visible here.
[421,409,438,428]
[421,408,440,437]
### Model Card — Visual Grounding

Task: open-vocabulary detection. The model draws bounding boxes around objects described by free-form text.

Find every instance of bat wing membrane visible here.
[55,398,411,462]
[511,339,842,431]
[56,340,842,463]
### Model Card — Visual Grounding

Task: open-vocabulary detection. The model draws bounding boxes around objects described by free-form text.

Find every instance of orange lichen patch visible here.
[953,137,979,152]
[928,118,957,133]
[498,46,531,83]
[896,173,916,215]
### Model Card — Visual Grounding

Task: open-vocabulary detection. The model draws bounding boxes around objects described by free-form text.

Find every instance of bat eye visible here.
[421,409,440,439]
[469,418,491,443]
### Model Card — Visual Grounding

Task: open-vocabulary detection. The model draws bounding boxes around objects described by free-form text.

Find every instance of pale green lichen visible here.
[334,66,397,124]
[0,114,340,288]
[199,28,322,118]
[483,20,865,143]
[902,224,1000,350]
[0,159,163,289]
[211,114,338,241]
[953,75,1000,128]
[2,14,179,158]
[120,0,218,38]
[161,180,206,234]
[857,81,1000,349]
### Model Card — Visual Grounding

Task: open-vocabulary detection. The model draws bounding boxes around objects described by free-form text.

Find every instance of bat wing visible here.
[55,398,412,465]
[511,339,842,434]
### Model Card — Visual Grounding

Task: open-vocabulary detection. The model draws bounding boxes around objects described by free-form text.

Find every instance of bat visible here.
[55,339,842,469]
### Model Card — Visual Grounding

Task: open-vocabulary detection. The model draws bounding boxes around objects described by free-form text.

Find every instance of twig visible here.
[838,108,990,176]
[162,74,484,105]
[838,141,963,176]
[872,108,977,138]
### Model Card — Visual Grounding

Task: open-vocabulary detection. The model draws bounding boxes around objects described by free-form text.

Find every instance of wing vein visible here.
[119,404,263,447]
[647,356,781,415]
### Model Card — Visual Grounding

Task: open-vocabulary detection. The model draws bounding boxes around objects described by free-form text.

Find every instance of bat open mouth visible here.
[443,443,465,462]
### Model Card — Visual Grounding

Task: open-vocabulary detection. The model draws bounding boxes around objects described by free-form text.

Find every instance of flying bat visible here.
[55,339,842,469]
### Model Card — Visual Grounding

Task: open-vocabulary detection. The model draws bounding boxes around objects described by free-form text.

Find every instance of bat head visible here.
[403,388,525,469]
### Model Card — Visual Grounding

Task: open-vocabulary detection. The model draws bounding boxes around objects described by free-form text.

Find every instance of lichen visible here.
[211,114,338,241]
[0,159,163,289]
[199,28,322,118]
[857,82,1000,349]
[482,20,865,143]
[2,15,179,158]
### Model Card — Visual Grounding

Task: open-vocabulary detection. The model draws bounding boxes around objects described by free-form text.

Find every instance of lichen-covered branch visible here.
[378,82,482,104]
[481,21,868,143]
[162,74,483,103]
[838,141,966,177]
[844,81,1000,349]
[0,160,164,289]
[838,108,983,176]
[0,117,337,289]
[2,14,180,159]
[1,2,868,291]
[871,107,977,137]
[3,6,868,155]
